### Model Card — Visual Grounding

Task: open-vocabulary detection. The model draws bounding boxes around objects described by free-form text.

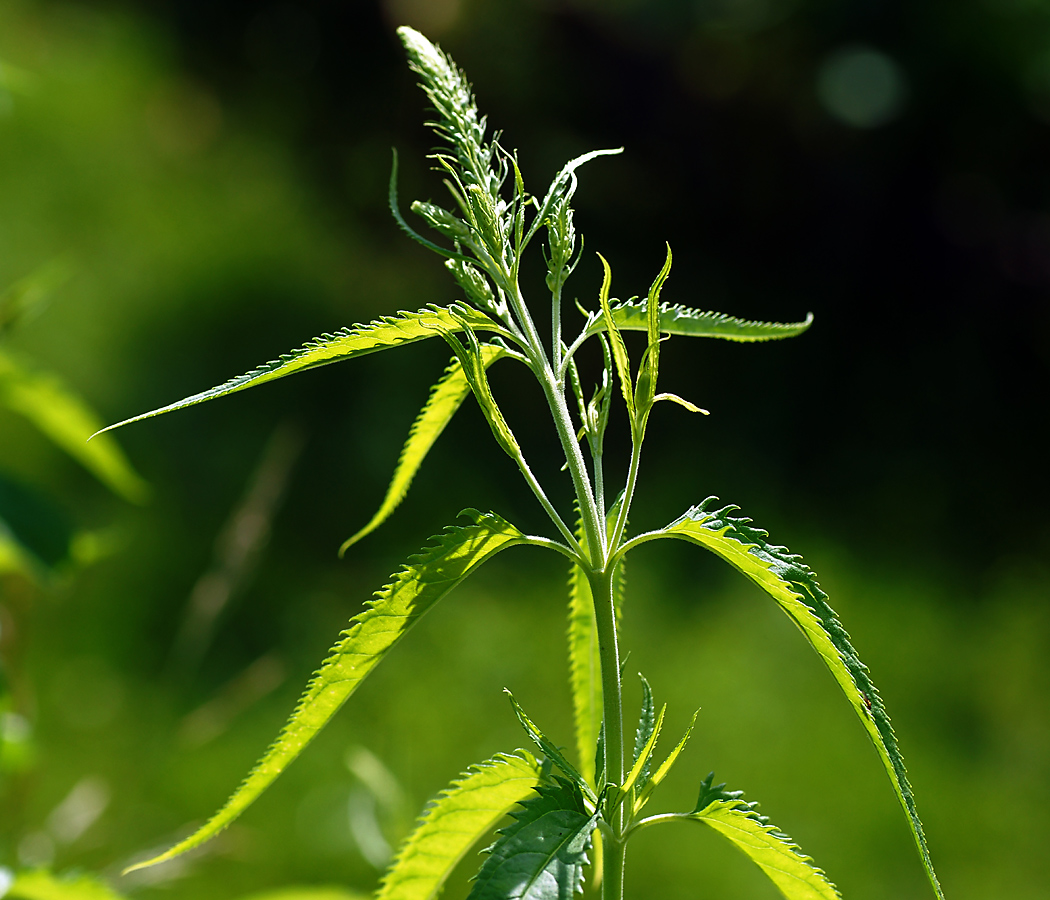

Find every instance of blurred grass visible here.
[0,1,1047,899]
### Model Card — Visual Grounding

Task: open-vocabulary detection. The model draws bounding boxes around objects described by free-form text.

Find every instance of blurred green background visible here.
[1,0,1047,898]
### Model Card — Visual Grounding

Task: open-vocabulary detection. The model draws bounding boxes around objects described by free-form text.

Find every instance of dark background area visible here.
[1,1,1047,898]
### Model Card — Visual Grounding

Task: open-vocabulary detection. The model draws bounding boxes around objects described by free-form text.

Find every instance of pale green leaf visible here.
[235,888,372,900]
[126,510,530,873]
[377,751,542,900]
[95,305,505,437]
[617,703,664,803]
[341,345,506,554]
[684,774,840,900]
[8,869,126,900]
[629,499,943,899]
[0,350,148,503]
[595,255,635,422]
[635,710,697,812]
[588,303,813,342]
[505,693,594,803]
[467,778,598,900]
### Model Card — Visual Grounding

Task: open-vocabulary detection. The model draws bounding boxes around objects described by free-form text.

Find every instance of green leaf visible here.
[377,751,542,900]
[0,350,148,503]
[588,303,813,343]
[95,305,505,436]
[595,255,635,423]
[631,674,656,777]
[684,774,841,900]
[340,344,506,554]
[467,778,598,900]
[617,702,664,804]
[632,244,673,414]
[632,499,943,899]
[505,692,595,804]
[635,710,698,812]
[126,510,531,873]
[235,890,372,900]
[7,869,126,899]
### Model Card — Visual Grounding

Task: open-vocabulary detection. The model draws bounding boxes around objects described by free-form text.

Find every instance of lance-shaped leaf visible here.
[467,778,598,900]
[95,305,507,436]
[634,710,697,813]
[680,773,840,900]
[126,510,532,873]
[506,692,594,804]
[631,674,656,785]
[625,499,943,899]
[632,245,673,415]
[377,751,542,900]
[7,869,127,899]
[0,349,148,503]
[595,255,635,423]
[588,302,813,343]
[341,344,506,554]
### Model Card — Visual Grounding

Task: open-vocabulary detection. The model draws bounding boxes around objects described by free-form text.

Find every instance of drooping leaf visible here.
[377,751,542,900]
[126,510,531,873]
[630,499,943,899]
[0,349,148,503]
[467,778,598,900]
[588,302,813,343]
[341,344,506,554]
[506,693,594,803]
[95,305,507,437]
[7,869,126,900]
[682,773,841,900]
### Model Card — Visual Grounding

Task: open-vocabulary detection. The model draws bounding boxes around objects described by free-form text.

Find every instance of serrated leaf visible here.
[377,751,542,900]
[467,779,598,900]
[595,255,635,422]
[635,710,697,811]
[506,693,594,803]
[95,305,505,437]
[341,344,506,554]
[126,510,530,873]
[8,869,126,899]
[0,350,148,503]
[588,303,813,343]
[618,703,664,806]
[631,674,656,777]
[637,499,943,899]
[684,775,840,900]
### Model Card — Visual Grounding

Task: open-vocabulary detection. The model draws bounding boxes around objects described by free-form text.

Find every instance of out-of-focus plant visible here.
[98,28,944,900]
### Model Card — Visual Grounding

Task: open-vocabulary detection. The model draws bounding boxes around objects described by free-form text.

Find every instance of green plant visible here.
[98,28,943,900]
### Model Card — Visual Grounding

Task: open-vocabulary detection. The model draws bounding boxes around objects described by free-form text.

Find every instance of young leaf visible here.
[632,245,673,415]
[595,255,635,423]
[588,302,813,343]
[683,774,841,900]
[635,710,698,812]
[467,778,599,900]
[126,510,532,873]
[627,499,943,899]
[505,692,595,804]
[377,751,542,900]
[631,674,656,777]
[617,703,665,804]
[7,869,126,899]
[340,344,506,554]
[94,305,506,436]
[0,349,148,503]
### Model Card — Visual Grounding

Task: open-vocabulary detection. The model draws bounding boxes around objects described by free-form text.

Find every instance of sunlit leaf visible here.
[126,510,532,873]
[377,751,542,900]
[341,345,506,554]
[682,773,840,900]
[629,499,943,899]
[635,710,697,812]
[595,255,635,422]
[588,303,813,343]
[506,693,594,803]
[0,350,148,503]
[8,869,126,900]
[95,305,507,437]
[467,778,598,900]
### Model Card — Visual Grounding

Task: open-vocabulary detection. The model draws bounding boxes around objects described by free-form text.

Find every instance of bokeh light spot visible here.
[816,45,906,128]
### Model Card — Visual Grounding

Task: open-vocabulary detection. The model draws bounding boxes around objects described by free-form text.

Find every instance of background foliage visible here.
[0,1,1047,898]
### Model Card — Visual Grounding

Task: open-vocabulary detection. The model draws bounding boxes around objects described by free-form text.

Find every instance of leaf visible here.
[595,255,635,423]
[588,303,813,343]
[684,774,841,900]
[7,869,126,900]
[126,510,531,873]
[0,350,148,503]
[505,693,594,803]
[632,245,673,414]
[631,674,656,777]
[618,702,664,805]
[467,778,598,900]
[377,751,542,900]
[635,710,698,812]
[340,344,506,554]
[94,305,505,437]
[633,499,943,899]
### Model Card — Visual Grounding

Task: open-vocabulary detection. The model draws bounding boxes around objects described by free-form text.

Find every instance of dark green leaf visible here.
[506,693,595,804]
